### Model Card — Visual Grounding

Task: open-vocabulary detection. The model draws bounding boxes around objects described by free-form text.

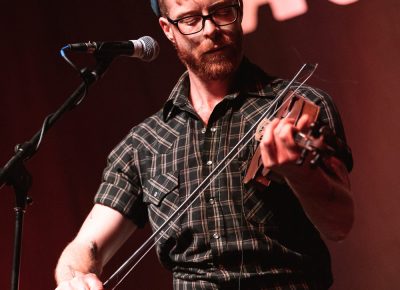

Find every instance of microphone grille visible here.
[139,36,160,62]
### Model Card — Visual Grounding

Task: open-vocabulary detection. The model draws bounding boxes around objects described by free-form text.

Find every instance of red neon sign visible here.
[242,0,359,33]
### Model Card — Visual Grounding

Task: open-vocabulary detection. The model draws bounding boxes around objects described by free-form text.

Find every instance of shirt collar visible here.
[162,57,277,122]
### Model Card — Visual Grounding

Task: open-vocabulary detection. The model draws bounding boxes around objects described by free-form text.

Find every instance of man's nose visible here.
[202,17,218,36]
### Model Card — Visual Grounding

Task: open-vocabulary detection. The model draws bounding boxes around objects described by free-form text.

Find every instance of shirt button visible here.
[210,127,217,132]
[201,128,206,134]
[213,233,220,239]
[209,198,215,205]
[206,160,213,166]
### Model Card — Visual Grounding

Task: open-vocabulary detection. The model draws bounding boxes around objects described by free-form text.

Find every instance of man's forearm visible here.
[55,240,102,284]
[286,157,354,241]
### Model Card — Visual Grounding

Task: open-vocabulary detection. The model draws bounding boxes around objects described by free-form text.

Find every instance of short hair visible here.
[158,0,168,16]
[150,0,167,17]
[152,0,243,17]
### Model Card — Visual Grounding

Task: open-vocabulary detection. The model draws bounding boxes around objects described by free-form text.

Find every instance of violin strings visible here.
[104,63,318,289]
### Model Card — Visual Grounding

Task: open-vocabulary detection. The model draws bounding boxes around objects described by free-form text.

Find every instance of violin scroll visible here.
[295,121,353,172]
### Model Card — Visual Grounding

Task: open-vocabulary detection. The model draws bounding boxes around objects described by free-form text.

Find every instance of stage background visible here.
[1,0,399,289]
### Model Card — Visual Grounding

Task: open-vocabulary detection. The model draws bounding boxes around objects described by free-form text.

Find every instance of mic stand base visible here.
[8,161,32,290]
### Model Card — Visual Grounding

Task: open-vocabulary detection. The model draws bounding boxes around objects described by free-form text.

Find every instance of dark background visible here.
[1,0,399,289]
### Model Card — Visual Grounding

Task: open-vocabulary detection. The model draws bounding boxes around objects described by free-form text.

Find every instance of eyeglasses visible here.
[166,4,240,35]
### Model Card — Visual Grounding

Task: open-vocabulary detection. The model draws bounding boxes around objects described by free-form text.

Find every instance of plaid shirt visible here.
[95,59,349,289]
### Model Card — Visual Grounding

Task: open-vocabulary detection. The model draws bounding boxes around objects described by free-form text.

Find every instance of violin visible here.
[243,91,353,188]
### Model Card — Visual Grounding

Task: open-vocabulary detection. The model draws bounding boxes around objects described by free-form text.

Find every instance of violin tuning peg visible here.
[310,122,321,137]
[321,125,333,137]
[310,152,321,168]
[14,144,22,153]
[296,148,308,166]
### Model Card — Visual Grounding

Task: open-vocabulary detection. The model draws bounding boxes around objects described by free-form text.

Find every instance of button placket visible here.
[201,121,223,255]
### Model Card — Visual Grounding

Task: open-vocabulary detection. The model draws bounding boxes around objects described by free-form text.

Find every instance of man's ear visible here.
[159,18,175,43]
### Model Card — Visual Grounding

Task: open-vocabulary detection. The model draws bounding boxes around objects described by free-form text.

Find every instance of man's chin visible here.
[177,44,241,81]
[199,63,235,80]
[196,54,238,81]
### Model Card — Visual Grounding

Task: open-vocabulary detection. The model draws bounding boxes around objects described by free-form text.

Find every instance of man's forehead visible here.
[164,0,232,11]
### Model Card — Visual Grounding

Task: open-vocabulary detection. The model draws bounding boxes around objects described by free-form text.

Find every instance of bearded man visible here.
[55,0,354,289]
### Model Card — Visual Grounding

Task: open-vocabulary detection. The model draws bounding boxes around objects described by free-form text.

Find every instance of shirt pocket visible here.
[142,171,179,206]
[142,171,182,246]
[142,171,181,232]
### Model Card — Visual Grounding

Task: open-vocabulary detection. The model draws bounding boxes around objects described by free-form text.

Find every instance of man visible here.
[55,0,354,289]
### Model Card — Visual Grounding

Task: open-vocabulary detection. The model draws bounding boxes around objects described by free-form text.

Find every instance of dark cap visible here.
[150,0,161,17]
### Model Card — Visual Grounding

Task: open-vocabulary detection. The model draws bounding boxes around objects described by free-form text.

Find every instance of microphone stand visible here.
[0,56,114,290]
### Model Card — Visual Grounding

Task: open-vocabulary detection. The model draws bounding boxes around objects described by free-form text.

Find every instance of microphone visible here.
[65,36,159,62]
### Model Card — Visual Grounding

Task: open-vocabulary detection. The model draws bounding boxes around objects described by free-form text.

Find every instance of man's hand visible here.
[259,115,311,180]
[55,273,103,290]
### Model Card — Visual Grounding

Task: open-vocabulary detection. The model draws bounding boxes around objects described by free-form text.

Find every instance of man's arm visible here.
[55,204,136,289]
[260,116,354,241]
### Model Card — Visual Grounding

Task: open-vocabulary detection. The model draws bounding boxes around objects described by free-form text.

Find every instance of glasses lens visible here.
[212,6,238,26]
[178,15,203,35]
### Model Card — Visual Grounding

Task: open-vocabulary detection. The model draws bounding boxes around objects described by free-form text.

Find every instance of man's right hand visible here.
[55,273,103,290]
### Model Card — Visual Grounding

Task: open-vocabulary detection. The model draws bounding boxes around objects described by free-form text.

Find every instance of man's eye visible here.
[214,7,233,17]
[180,16,201,26]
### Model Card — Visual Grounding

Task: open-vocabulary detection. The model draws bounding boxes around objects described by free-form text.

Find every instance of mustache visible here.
[200,34,236,53]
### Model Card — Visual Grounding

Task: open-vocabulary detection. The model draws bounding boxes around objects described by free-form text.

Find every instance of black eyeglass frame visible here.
[166,3,241,35]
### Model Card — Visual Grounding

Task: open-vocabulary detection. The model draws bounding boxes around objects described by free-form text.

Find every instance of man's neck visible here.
[188,70,233,126]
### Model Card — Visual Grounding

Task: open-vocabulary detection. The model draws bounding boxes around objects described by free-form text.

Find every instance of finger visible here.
[273,117,295,136]
[86,274,104,290]
[296,114,311,131]
[274,118,308,166]
[70,277,90,290]
[274,117,299,149]
[276,121,298,152]
[70,277,91,290]
[55,280,79,290]
[260,118,280,167]
[263,118,280,144]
